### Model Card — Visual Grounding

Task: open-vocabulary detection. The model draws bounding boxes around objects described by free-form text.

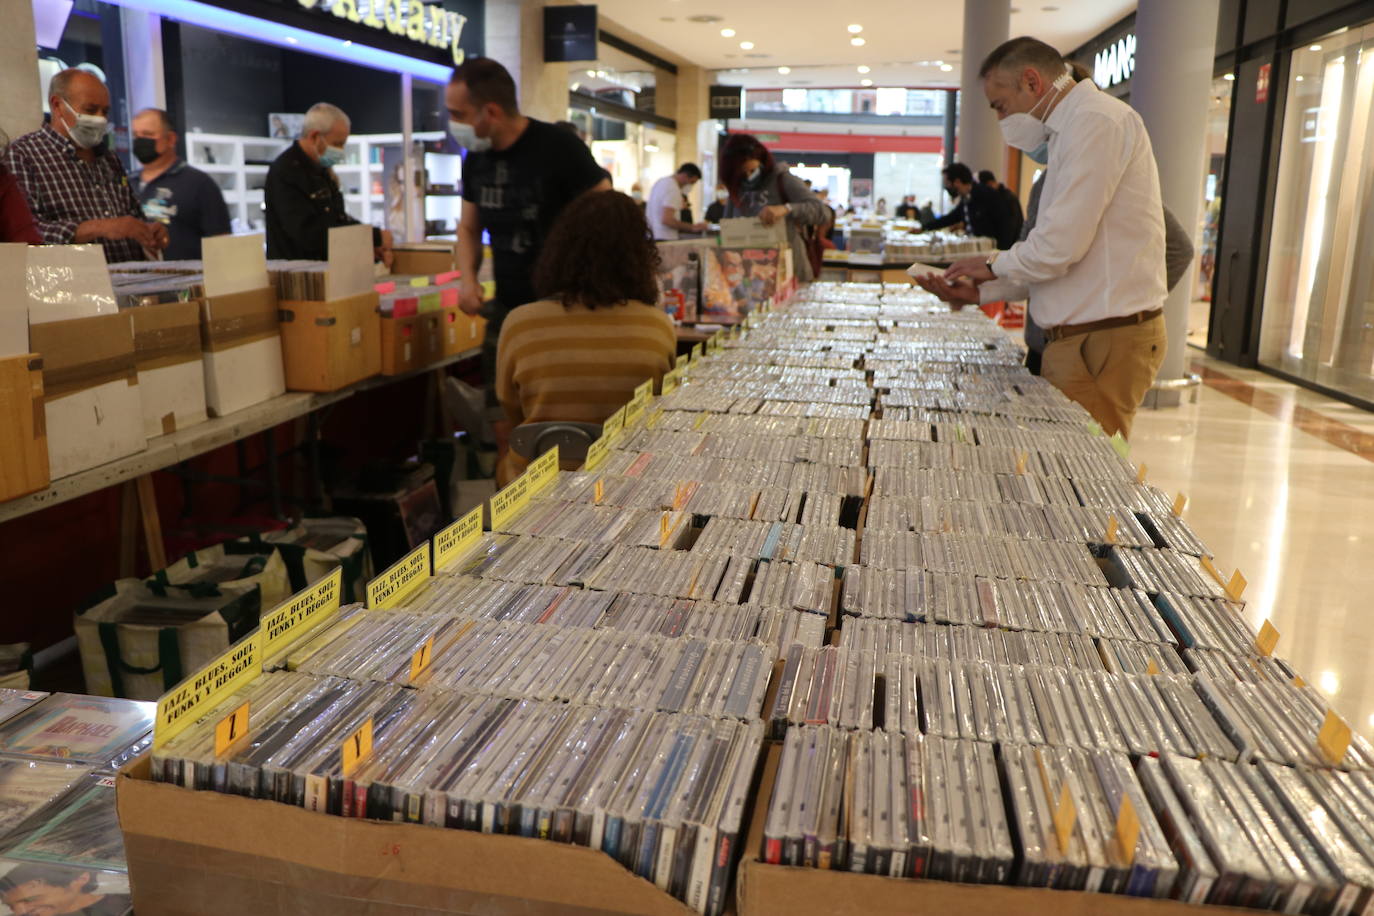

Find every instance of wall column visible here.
[956,0,1010,174]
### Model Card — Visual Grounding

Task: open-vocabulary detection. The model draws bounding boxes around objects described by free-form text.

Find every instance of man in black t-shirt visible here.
[448,58,610,419]
[922,162,1019,250]
[979,169,1025,247]
[130,108,231,260]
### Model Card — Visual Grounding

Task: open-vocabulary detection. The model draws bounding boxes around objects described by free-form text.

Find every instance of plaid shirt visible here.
[2,124,146,263]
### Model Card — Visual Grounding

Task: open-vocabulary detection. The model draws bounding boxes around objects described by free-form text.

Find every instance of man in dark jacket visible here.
[263,102,392,264]
[979,169,1025,246]
[921,162,1019,250]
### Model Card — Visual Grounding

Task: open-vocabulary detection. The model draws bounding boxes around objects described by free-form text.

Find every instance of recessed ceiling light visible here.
[686,14,723,22]
[1310,44,1322,51]
[1042,5,1059,10]
[847,24,863,34]
[1223,73,1235,80]
[743,53,769,58]
[857,65,871,74]
[947,49,960,55]
[851,37,866,46]
[740,40,754,49]
[1296,75,1304,81]
[940,64,953,72]
[860,78,873,86]
[720,27,735,37]
[660,16,675,21]
[777,66,791,74]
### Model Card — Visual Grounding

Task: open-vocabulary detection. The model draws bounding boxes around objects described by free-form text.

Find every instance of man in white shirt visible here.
[648,163,707,240]
[944,36,1168,438]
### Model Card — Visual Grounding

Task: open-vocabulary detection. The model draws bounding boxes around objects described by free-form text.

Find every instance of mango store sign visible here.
[297,0,469,64]
[1094,33,1135,89]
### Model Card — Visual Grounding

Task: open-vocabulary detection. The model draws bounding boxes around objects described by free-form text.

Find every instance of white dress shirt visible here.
[992,78,1167,328]
[648,175,685,241]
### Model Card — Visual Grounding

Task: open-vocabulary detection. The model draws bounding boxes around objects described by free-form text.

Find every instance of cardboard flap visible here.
[132,301,203,370]
[26,244,118,325]
[201,289,280,352]
[327,225,376,301]
[29,312,137,399]
[204,234,269,298]
[0,245,29,358]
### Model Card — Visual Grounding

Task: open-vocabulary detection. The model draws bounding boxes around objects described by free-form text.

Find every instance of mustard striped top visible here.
[496,298,677,429]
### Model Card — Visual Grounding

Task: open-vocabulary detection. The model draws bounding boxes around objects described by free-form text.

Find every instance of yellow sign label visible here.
[1226,569,1248,603]
[673,482,691,511]
[693,412,709,430]
[1199,554,1224,587]
[634,379,653,404]
[433,505,483,573]
[662,368,681,395]
[1053,781,1077,855]
[1015,451,1028,476]
[1136,463,1148,483]
[1294,675,1307,688]
[155,629,262,749]
[1172,492,1188,517]
[342,718,374,777]
[526,445,560,501]
[214,701,251,757]
[594,478,605,504]
[602,406,626,443]
[1106,514,1119,545]
[1256,619,1279,657]
[262,567,342,660]
[1115,795,1141,864]
[675,353,688,371]
[1109,431,1130,460]
[409,276,430,287]
[692,342,704,361]
[585,434,610,472]
[409,635,435,683]
[1319,709,1352,766]
[1145,658,1161,676]
[625,399,647,429]
[366,543,430,609]
[660,511,671,548]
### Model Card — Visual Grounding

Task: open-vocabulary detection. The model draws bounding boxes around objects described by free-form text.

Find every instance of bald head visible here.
[49,69,109,115]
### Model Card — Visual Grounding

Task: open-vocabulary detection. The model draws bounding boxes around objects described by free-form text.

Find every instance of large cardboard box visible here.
[0,353,49,501]
[380,313,421,375]
[201,235,286,417]
[442,303,484,356]
[117,755,696,916]
[278,292,382,392]
[29,312,146,479]
[417,311,445,367]
[390,242,457,277]
[131,300,208,438]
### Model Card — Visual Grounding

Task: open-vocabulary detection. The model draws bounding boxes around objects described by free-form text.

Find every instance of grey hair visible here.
[302,102,349,138]
[135,107,174,132]
[48,68,98,102]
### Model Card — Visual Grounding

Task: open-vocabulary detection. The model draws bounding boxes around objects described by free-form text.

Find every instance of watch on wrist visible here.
[985,251,999,277]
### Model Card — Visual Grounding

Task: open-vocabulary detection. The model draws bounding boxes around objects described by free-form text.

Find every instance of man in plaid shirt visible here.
[3,69,167,262]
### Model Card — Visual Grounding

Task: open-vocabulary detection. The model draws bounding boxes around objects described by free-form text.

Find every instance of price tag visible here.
[1226,569,1248,603]
[342,718,374,777]
[1172,493,1188,517]
[1105,515,1119,545]
[1145,657,1161,676]
[1136,463,1148,483]
[1318,709,1352,766]
[1015,452,1028,476]
[659,511,671,547]
[408,635,435,683]
[1052,782,1076,855]
[1255,619,1279,657]
[594,478,604,505]
[1115,795,1141,864]
[214,701,251,757]
[1294,675,1306,688]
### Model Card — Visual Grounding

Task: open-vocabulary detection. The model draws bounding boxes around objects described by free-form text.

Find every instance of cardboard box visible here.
[720,217,788,249]
[200,288,286,417]
[117,754,695,916]
[444,306,485,356]
[131,300,208,438]
[278,292,382,392]
[29,313,146,479]
[0,353,49,500]
[417,312,446,367]
[391,243,457,277]
[380,314,421,376]
[735,743,1257,916]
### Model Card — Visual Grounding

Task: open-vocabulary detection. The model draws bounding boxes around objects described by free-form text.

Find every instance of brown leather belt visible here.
[1044,308,1163,343]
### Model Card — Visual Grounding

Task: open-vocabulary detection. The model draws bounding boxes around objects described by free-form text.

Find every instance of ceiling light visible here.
[857,65,870,74]
[686,14,723,22]
[285,36,298,44]
[1042,4,1059,9]
[720,27,735,37]
[847,24,863,34]
[860,78,873,86]
[739,40,754,49]
[940,64,953,72]
[1223,73,1235,80]
[645,144,659,152]
[1310,44,1322,51]
[777,66,791,74]
[851,37,866,46]
[1296,75,1304,81]
[1320,670,1340,695]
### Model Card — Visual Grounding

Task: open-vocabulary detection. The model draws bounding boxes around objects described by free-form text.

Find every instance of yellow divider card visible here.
[409,635,435,682]
[342,718,374,777]
[432,505,483,573]
[1115,795,1140,864]
[1319,709,1352,765]
[1256,619,1279,657]
[585,434,610,472]
[526,444,560,500]
[490,445,560,532]
[155,629,263,749]
[262,567,342,660]
[366,543,430,609]
[675,353,688,371]
[662,367,682,394]
[602,406,626,443]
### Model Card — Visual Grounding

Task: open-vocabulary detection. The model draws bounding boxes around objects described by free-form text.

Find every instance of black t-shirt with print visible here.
[461,118,607,311]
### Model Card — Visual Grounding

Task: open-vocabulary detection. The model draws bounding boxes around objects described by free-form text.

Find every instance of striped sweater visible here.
[495,298,676,477]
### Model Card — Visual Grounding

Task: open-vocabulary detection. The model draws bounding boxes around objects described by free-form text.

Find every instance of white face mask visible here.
[998,65,1073,152]
[745,165,762,183]
[61,98,109,150]
[448,119,492,153]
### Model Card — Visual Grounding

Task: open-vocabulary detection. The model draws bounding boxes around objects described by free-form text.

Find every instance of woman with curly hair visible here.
[494,189,676,484]
[719,132,827,282]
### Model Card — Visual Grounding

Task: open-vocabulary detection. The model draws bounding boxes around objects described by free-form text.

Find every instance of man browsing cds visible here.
[942,36,1168,438]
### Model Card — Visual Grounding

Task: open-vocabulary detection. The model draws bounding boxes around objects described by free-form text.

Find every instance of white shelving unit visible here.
[186,131,454,237]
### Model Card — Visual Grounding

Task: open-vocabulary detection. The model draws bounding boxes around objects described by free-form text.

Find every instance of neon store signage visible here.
[1093,33,1136,89]
[296,0,470,64]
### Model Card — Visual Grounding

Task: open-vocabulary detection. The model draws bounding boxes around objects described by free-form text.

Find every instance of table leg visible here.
[119,481,138,577]
[135,474,167,570]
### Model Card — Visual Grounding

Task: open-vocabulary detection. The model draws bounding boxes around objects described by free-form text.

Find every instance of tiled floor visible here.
[1130,350,1374,737]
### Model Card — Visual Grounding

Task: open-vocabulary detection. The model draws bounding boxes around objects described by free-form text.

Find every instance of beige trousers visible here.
[1041,314,1167,438]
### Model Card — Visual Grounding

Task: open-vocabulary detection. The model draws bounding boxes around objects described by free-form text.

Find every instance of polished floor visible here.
[1129,350,1374,738]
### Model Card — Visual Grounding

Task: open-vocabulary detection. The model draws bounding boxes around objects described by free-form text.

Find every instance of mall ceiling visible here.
[593,0,1135,88]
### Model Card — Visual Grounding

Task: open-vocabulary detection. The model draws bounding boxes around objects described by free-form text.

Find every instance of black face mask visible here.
[133,137,161,165]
